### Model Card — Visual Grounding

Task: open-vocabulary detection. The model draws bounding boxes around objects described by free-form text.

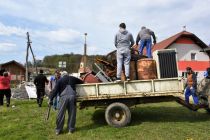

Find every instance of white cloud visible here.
[0,42,19,52]
[0,22,27,36]
[34,29,82,43]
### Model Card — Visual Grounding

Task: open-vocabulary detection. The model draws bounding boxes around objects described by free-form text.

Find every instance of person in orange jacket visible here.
[184,67,199,105]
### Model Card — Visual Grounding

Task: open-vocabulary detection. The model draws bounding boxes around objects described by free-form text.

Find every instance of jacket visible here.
[0,75,11,90]
[34,74,49,90]
[136,28,156,44]
[50,75,83,101]
[114,29,134,50]
[186,72,197,89]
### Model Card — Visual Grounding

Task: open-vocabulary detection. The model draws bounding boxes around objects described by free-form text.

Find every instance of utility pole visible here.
[84,33,87,69]
[26,32,38,82]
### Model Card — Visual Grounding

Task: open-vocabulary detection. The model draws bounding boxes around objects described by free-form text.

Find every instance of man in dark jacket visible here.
[49,71,83,135]
[34,69,49,107]
[136,26,156,58]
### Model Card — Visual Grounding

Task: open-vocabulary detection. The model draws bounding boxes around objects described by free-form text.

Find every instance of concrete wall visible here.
[168,43,209,61]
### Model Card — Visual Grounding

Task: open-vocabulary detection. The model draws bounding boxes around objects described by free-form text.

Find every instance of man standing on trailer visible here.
[114,23,134,81]
[136,26,156,58]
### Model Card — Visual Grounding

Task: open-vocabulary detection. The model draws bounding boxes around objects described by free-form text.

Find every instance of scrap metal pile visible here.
[82,46,148,83]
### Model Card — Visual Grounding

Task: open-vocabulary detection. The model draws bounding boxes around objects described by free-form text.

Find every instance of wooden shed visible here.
[0,60,26,82]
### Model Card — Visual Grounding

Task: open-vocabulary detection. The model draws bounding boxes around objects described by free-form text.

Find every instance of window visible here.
[191,53,196,61]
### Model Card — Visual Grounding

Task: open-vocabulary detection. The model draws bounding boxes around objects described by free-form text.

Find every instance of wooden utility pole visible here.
[26,32,38,82]
[83,33,87,69]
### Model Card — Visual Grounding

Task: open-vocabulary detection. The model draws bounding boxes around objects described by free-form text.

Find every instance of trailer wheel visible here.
[105,102,131,127]
[206,96,210,114]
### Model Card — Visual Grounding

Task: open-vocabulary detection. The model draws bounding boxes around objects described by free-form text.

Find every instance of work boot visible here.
[68,129,74,134]
[126,77,130,81]
[55,131,60,135]
[6,98,10,107]
[55,130,62,135]
[115,78,121,82]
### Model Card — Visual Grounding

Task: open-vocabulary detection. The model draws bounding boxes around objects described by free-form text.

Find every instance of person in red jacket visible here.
[0,69,11,107]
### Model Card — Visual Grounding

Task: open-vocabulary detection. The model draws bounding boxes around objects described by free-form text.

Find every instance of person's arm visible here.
[34,77,37,85]
[150,30,156,44]
[49,80,60,102]
[192,73,197,89]
[130,34,134,48]
[74,77,84,84]
[136,34,140,45]
[45,76,49,84]
[114,34,118,48]
[48,80,52,91]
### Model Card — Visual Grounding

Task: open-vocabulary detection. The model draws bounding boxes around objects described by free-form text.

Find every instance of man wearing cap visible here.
[184,67,199,105]
[34,69,49,107]
[136,26,156,58]
[49,71,83,135]
[114,22,134,81]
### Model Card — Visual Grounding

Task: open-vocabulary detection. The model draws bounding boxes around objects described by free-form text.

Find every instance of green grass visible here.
[0,99,210,140]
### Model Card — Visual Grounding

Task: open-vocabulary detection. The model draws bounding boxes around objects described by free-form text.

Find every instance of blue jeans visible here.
[185,86,199,105]
[139,39,152,58]
[53,95,59,109]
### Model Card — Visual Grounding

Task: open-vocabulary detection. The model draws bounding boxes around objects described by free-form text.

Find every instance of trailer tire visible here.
[105,102,131,127]
[206,96,210,114]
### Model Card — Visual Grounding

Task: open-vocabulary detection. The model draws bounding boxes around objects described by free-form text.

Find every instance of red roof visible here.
[145,31,210,55]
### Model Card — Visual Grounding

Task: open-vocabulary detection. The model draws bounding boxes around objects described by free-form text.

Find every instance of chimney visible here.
[183,25,186,31]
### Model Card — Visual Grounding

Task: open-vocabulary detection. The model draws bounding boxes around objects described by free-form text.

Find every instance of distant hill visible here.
[42,53,105,73]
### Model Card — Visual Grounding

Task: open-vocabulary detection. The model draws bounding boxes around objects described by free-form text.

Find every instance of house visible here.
[150,30,210,81]
[0,60,26,82]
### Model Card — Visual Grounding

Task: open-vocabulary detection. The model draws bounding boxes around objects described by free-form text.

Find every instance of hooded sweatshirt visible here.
[114,29,134,50]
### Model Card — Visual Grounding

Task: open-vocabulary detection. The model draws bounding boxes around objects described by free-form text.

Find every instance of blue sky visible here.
[0,0,210,64]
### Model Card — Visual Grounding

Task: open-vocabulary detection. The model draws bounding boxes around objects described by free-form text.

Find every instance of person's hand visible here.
[190,86,193,90]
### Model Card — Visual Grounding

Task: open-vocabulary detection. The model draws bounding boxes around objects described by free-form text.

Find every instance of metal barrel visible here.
[137,58,157,80]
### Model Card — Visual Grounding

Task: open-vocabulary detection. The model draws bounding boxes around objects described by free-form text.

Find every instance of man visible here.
[34,69,49,107]
[49,70,61,110]
[184,67,199,105]
[136,26,156,58]
[49,71,83,135]
[197,67,210,98]
[114,23,134,81]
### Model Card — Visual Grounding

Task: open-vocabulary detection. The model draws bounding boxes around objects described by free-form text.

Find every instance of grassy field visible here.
[0,99,210,140]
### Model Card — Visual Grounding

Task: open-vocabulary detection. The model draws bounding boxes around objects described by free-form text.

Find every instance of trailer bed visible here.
[76,78,184,101]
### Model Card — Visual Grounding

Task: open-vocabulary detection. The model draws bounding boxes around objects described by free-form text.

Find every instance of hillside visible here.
[42,53,105,73]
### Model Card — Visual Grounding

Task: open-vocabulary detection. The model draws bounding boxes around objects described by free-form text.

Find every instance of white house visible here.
[150,30,210,81]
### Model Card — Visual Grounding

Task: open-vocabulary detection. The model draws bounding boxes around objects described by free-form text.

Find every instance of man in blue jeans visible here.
[184,67,199,105]
[136,26,156,58]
